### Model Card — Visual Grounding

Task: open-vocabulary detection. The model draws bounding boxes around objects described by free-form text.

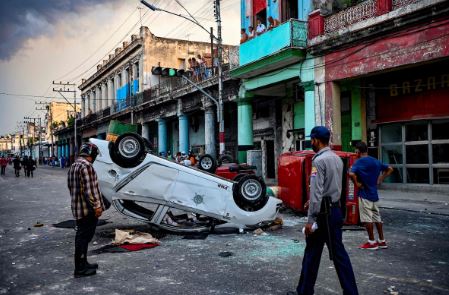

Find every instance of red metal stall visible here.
[277,150,359,225]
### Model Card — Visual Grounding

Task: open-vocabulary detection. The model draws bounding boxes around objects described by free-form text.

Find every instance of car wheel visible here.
[109,133,146,168]
[198,154,217,173]
[233,175,268,211]
[233,173,247,182]
[218,154,234,166]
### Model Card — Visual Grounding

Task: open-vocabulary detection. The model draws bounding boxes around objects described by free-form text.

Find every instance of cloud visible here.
[0,0,121,60]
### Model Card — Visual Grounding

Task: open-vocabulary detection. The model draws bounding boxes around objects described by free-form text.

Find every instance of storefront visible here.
[371,62,449,185]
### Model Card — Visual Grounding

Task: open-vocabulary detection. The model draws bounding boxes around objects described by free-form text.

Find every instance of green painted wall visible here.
[351,86,362,141]
[294,101,305,130]
[237,98,253,163]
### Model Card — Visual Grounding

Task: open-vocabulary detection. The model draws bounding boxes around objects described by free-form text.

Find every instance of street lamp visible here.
[140,0,225,155]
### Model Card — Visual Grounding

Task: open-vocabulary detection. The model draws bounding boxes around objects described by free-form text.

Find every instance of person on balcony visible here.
[248,26,255,39]
[267,16,280,30]
[240,28,248,43]
[256,18,266,35]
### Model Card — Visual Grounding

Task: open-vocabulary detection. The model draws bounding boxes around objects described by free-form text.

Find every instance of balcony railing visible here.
[238,19,307,67]
[322,0,427,35]
[392,0,421,10]
[81,66,234,123]
[324,0,376,34]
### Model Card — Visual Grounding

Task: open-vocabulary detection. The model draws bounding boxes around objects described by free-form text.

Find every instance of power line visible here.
[67,9,151,84]
[54,7,139,82]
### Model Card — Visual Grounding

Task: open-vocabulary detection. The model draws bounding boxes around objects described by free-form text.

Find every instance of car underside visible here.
[91,133,282,233]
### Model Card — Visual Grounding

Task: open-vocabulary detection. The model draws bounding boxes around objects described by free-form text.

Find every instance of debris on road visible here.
[253,228,267,236]
[113,229,160,245]
[33,222,44,227]
[218,251,233,257]
[386,286,399,295]
[91,243,159,254]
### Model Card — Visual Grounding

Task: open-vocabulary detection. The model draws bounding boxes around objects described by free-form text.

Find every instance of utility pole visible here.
[36,101,52,157]
[53,81,78,159]
[24,116,42,162]
[214,0,225,155]
[141,0,226,156]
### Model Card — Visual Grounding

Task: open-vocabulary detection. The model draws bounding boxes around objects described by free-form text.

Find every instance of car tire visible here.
[233,173,247,182]
[218,154,234,166]
[233,175,268,211]
[109,133,146,168]
[198,154,217,173]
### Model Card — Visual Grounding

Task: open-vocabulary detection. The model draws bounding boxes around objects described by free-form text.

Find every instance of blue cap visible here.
[308,126,330,140]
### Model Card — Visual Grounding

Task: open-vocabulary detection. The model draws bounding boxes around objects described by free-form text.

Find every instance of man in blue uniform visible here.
[288,126,359,295]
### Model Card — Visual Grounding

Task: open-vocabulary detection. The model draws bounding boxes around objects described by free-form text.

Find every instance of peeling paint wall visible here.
[324,19,449,82]
[281,98,295,153]
[142,29,235,89]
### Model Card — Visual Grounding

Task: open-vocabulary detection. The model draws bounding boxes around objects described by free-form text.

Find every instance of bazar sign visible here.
[389,74,449,97]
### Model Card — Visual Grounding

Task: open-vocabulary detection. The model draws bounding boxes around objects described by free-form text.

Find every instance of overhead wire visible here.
[67,9,152,84]
[54,6,139,82]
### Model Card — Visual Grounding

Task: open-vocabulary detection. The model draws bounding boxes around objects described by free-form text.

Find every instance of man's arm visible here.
[307,160,325,224]
[81,165,103,217]
[378,166,394,185]
[349,172,363,189]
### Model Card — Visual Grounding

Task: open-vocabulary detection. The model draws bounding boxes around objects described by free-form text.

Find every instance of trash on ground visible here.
[33,222,44,227]
[114,229,160,245]
[272,217,283,226]
[253,228,266,235]
[386,286,399,295]
[91,243,159,254]
[218,251,233,257]
[267,224,282,231]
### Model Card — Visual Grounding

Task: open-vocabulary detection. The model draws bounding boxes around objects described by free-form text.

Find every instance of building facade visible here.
[308,0,449,186]
[54,26,240,164]
[231,0,311,181]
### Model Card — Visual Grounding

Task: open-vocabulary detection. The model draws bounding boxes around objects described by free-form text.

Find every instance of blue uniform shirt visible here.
[351,156,389,202]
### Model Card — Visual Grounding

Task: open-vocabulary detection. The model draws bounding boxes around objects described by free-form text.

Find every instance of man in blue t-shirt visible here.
[349,142,393,250]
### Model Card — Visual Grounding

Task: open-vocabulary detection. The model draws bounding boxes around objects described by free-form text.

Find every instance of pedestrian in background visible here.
[22,156,29,177]
[349,141,394,250]
[67,143,105,278]
[13,156,21,177]
[288,126,358,295]
[27,156,36,178]
[0,155,7,175]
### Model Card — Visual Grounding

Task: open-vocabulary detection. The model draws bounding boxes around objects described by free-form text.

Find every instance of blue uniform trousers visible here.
[297,207,358,295]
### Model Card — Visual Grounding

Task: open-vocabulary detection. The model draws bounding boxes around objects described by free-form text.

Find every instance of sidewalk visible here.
[378,188,449,216]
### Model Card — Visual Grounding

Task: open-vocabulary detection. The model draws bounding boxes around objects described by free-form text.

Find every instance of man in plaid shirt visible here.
[67,143,105,278]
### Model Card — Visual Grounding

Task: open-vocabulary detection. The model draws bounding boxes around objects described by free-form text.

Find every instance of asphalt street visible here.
[1,165,449,295]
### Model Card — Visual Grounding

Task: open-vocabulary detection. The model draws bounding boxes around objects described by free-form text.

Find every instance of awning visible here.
[253,0,266,15]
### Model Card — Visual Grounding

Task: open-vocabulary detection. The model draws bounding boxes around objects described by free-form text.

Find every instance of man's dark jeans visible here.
[74,214,98,270]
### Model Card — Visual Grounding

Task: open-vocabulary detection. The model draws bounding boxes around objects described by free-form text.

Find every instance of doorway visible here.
[266,140,275,178]
[281,0,299,22]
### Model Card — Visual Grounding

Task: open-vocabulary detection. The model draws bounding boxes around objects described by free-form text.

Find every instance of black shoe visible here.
[74,267,96,278]
[85,261,98,269]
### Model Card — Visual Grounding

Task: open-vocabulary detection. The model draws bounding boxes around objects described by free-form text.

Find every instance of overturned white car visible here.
[91,133,282,233]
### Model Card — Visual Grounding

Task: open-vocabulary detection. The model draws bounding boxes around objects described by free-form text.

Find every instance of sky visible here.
[0,0,240,135]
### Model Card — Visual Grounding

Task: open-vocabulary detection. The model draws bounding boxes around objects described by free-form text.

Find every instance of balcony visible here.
[231,19,307,79]
[308,0,447,49]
